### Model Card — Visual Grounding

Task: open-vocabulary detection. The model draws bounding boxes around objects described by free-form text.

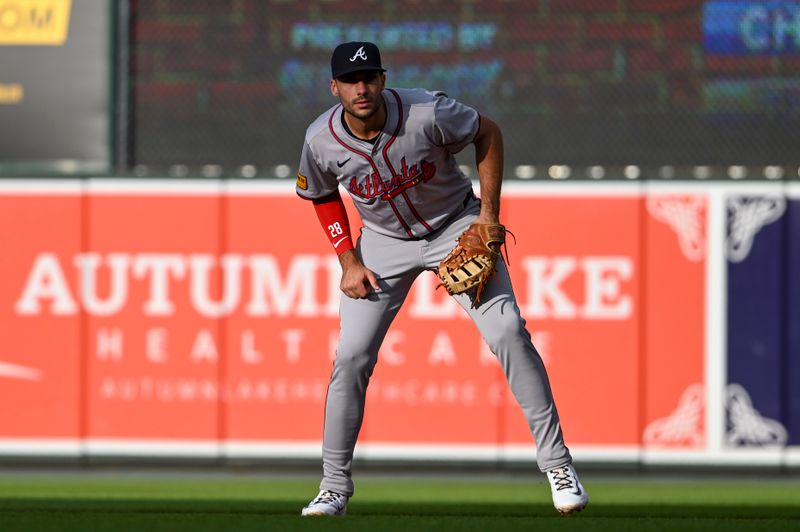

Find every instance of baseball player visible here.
[296,41,588,517]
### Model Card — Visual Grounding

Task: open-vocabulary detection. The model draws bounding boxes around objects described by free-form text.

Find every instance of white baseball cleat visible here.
[300,489,348,516]
[546,464,588,515]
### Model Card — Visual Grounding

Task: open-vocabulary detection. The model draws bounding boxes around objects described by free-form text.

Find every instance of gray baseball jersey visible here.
[296,88,478,238]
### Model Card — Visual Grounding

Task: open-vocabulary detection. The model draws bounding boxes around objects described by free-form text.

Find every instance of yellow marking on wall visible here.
[0,83,24,103]
[0,0,72,45]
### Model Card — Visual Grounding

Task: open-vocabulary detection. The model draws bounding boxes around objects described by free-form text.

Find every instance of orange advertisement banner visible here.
[642,195,707,448]
[0,194,82,438]
[500,196,642,446]
[0,188,706,451]
[84,195,223,440]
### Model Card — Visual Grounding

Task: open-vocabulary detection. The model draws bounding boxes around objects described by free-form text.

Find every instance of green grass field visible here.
[0,472,798,531]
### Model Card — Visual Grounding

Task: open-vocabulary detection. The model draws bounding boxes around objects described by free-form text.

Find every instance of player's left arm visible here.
[429,93,503,224]
[472,115,504,225]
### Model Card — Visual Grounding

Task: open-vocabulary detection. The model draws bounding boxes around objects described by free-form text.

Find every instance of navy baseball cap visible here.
[331,41,386,79]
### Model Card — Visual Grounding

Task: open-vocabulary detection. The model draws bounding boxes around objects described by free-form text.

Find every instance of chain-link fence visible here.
[127,0,800,176]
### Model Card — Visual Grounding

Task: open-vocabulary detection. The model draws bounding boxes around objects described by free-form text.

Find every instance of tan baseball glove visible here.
[436,222,509,308]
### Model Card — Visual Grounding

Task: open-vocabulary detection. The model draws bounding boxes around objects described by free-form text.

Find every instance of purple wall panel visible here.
[786,199,800,445]
[726,195,788,447]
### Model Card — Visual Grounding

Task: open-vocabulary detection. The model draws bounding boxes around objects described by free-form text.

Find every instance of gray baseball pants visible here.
[320,198,572,496]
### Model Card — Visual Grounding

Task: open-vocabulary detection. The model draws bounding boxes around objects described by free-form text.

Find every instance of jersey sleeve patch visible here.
[296,172,308,190]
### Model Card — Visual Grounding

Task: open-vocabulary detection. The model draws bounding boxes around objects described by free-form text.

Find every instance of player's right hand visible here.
[338,250,380,299]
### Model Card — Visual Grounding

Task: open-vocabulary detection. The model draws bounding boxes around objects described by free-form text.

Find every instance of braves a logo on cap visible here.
[349,46,368,62]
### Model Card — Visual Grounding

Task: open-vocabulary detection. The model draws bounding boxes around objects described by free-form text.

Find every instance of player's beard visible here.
[343,96,382,121]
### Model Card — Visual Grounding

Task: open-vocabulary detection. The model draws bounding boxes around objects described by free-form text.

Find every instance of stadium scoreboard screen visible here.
[127,0,800,171]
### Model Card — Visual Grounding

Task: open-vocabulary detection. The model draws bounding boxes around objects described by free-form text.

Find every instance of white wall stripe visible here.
[705,189,727,454]
[1,439,797,466]
[0,179,791,196]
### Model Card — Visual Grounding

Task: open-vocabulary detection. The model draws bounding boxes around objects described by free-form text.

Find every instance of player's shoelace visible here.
[549,467,576,491]
[311,490,345,507]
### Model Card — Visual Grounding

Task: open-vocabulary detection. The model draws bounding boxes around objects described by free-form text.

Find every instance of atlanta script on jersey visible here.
[296,88,479,239]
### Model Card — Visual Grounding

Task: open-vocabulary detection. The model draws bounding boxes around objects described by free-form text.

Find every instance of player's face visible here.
[331,70,386,121]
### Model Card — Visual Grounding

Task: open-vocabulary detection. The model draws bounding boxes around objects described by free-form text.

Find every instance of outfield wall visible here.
[1,179,797,468]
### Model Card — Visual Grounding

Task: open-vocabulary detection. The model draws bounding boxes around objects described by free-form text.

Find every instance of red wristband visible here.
[312,191,354,255]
